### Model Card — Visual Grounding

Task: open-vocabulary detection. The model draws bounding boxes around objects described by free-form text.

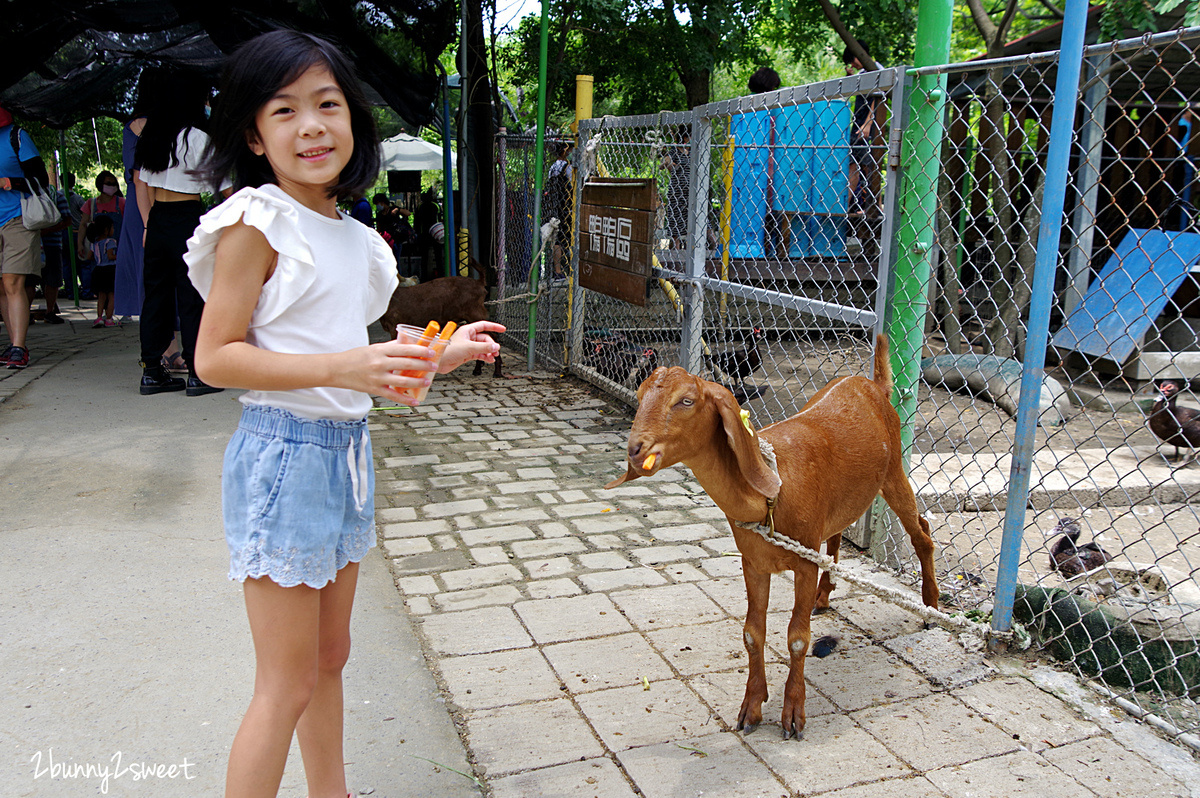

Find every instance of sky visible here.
[494,0,544,33]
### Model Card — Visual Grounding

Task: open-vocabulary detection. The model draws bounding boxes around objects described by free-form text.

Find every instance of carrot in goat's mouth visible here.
[642,453,657,470]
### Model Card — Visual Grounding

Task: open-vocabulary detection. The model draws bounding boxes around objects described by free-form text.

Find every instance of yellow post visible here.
[456,227,469,276]
[574,75,593,133]
[566,75,594,361]
[719,131,734,319]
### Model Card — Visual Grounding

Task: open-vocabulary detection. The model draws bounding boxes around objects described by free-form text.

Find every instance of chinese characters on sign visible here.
[588,214,633,262]
[578,178,656,306]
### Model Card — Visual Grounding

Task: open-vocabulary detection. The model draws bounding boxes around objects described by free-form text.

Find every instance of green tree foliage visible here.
[1100,0,1200,40]
[12,114,123,190]
[499,0,776,120]
[495,0,930,123]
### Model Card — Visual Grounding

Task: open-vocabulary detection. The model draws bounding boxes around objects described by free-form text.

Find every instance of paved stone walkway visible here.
[369,368,1200,798]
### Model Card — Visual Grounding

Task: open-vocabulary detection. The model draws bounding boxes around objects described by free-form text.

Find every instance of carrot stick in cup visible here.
[437,321,457,341]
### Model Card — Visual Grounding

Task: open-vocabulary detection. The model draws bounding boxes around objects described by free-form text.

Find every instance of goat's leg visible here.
[782,560,820,739]
[814,533,841,613]
[737,561,771,734]
[881,473,940,609]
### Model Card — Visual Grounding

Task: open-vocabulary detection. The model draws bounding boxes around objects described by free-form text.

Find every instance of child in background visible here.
[186,30,503,798]
[86,217,118,327]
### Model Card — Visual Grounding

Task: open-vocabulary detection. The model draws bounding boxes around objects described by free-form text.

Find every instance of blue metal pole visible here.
[992,0,1089,639]
[441,68,456,277]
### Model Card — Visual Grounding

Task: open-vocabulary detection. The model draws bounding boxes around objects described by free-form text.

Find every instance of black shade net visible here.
[1,0,457,128]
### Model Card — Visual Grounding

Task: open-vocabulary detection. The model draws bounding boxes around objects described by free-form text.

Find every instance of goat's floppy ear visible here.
[708,384,781,499]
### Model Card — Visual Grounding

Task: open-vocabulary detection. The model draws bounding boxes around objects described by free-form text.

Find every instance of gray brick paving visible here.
[371,369,1200,797]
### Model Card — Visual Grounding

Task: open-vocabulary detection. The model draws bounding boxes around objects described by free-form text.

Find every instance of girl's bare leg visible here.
[225,578,321,798]
[297,561,360,798]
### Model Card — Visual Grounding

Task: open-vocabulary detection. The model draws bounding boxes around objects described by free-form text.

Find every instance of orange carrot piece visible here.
[437,321,457,341]
[421,320,440,341]
[642,453,657,470]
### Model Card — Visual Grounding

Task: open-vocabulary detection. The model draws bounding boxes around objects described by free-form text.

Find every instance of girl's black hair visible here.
[135,68,212,173]
[842,39,870,65]
[128,66,169,123]
[94,170,121,194]
[86,217,114,243]
[201,29,380,200]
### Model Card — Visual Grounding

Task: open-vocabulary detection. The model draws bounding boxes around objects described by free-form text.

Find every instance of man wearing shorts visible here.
[0,105,48,369]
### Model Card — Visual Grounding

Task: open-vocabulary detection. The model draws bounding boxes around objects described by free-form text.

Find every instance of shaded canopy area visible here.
[1,0,457,128]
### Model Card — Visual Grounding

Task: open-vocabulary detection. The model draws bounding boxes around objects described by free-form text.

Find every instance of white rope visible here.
[645,118,665,173]
[736,438,1008,644]
[486,217,560,307]
[581,123,608,183]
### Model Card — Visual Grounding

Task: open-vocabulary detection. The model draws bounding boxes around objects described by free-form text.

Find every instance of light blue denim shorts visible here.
[222,404,376,589]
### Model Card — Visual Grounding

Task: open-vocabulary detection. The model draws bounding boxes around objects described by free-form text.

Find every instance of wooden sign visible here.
[578,178,657,306]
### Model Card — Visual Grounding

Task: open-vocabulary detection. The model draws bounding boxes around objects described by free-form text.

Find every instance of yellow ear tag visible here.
[740,409,755,436]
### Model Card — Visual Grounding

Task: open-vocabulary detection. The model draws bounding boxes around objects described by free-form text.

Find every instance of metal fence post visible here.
[991,0,1089,640]
[497,127,508,301]
[887,0,953,458]
[681,112,710,374]
[527,0,552,371]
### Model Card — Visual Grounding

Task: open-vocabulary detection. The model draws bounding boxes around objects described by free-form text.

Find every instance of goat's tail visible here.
[873,334,894,400]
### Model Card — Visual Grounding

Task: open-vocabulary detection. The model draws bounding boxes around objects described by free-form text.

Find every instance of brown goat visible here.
[606,334,938,739]
[379,275,503,377]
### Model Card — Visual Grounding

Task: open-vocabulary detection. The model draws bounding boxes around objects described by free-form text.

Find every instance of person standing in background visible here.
[86,216,118,328]
[114,67,163,324]
[38,173,70,324]
[136,69,230,396]
[414,188,440,282]
[843,40,885,216]
[349,192,373,227]
[0,104,49,370]
[75,170,125,299]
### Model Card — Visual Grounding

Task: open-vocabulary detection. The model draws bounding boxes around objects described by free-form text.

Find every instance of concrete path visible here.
[1,311,477,797]
[4,309,1200,797]
[369,363,1200,797]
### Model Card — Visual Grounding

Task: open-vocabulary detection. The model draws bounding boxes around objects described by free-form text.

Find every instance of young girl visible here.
[86,217,118,327]
[75,170,125,298]
[186,30,503,798]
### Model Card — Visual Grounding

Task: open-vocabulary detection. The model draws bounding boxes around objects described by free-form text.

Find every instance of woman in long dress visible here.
[113,69,164,321]
[113,116,145,320]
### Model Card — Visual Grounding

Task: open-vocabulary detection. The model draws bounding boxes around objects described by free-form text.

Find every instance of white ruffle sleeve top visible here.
[184,183,399,420]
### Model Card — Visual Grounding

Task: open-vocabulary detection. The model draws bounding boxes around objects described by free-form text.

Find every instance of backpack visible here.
[543,160,571,218]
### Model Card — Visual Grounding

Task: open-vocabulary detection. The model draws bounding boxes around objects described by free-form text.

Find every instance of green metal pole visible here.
[526,0,551,371]
[886,0,953,458]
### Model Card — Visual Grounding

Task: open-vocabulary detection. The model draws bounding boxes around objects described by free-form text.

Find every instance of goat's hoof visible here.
[781,725,804,741]
[812,605,831,615]
[736,717,760,735]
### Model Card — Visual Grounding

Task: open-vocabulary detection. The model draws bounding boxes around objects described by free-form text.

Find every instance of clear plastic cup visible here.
[395,323,450,403]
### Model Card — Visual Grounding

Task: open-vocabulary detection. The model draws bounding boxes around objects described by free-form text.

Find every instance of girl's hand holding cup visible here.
[393,321,454,403]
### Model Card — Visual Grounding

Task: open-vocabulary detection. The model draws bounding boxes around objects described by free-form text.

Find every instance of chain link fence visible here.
[494,26,1200,747]
[492,131,575,370]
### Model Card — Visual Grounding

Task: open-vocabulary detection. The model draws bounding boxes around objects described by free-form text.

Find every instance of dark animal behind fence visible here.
[1048,517,1112,578]
[379,275,503,377]
[1149,378,1200,463]
[705,326,765,387]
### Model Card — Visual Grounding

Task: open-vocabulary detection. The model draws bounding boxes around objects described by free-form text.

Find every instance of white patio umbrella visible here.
[379,132,455,171]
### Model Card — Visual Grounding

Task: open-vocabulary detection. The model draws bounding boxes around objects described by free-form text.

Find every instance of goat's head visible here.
[605,366,781,499]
